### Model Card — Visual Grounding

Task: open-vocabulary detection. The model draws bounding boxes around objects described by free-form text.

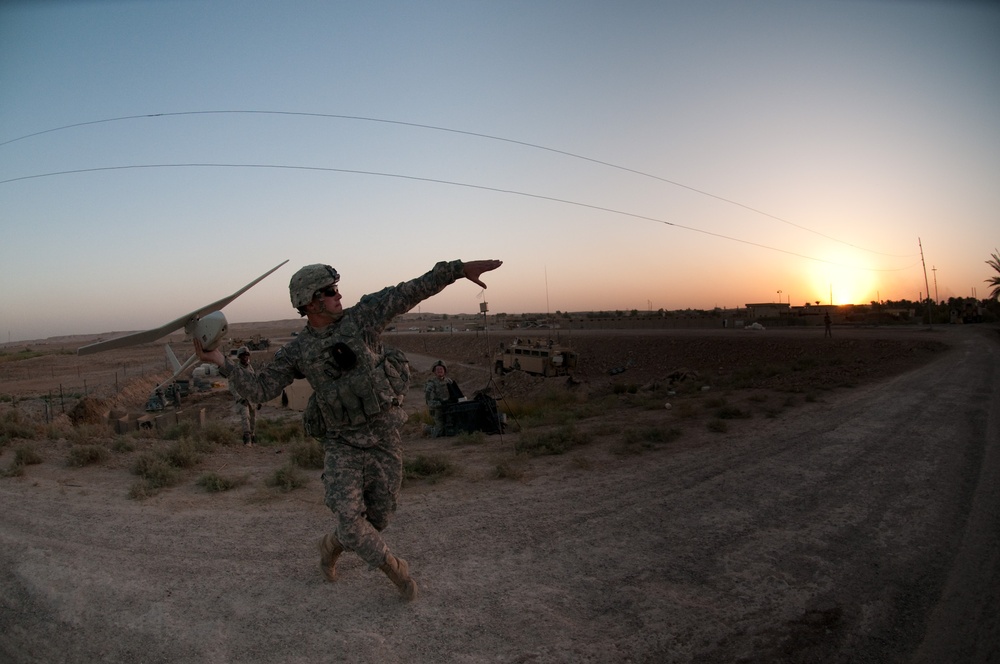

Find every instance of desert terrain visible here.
[1,322,998,663]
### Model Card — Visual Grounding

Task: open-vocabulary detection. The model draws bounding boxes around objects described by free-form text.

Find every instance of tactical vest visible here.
[296,317,410,438]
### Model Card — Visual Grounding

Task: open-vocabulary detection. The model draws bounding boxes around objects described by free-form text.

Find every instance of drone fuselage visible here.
[187,310,228,351]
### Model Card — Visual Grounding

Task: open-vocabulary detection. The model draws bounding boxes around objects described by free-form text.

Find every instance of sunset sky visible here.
[2,1,998,342]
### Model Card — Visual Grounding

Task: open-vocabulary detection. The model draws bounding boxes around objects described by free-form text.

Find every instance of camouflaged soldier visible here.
[229,346,258,446]
[424,360,463,437]
[194,258,502,601]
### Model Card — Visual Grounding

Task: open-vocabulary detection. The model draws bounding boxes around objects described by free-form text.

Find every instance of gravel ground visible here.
[1,324,998,663]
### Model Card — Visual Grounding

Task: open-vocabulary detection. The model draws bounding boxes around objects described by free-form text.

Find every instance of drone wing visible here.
[77,259,289,356]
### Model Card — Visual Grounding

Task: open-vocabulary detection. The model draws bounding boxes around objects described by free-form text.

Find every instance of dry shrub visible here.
[197,472,247,492]
[162,440,201,469]
[0,410,39,444]
[66,423,111,445]
[403,454,455,484]
[130,452,179,496]
[516,425,591,456]
[202,421,239,446]
[265,464,306,492]
[616,426,682,455]
[66,444,110,467]
[491,453,527,480]
[108,374,170,411]
[290,439,324,469]
[14,445,43,466]
[256,416,304,445]
[68,397,107,426]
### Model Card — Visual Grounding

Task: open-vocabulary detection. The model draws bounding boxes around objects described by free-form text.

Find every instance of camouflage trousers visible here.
[321,408,406,568]
[429,407,445,438]
[233,401,256,437]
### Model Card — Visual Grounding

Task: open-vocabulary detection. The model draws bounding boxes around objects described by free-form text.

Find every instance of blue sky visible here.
[1,0,998,342]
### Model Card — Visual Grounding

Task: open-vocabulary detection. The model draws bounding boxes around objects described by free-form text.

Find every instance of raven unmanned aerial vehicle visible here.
[77,260,288,391]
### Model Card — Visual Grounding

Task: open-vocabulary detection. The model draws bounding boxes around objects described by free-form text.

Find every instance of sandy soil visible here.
[1,324,998,663]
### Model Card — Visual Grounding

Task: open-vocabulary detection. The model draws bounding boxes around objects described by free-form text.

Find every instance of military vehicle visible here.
[494,338,578,377]
[231,334,271,351]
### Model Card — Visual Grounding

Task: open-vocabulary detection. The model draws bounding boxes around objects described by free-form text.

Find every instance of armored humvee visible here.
[495,338,578,377]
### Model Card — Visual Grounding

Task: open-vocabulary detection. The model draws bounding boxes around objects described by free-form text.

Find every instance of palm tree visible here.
[987,249,1000,300]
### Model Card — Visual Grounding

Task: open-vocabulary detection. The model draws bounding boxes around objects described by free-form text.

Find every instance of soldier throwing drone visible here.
[194,258,502,601]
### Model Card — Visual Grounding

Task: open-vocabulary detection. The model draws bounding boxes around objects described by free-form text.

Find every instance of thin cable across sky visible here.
[0,161,920,273]
[0,110,920,261]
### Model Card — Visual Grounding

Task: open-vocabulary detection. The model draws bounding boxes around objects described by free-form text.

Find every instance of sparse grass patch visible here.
[2,462,25,478]
[590,422,621,436]
[616,426,682,455]
[791,357,819,371]
[761,363,788,377]
[503,389,590,427]
[409,411,433,426]
[0,410,38,444]
[290,438,324,469]
[707,419,729,433]
[65,423,109,446]
[516,425,591,456]
[403,454,456,484]
[162,440,201,469]
[673,401,700,419]
[715,405,752,420]
[110,435,135,453]
[131,452,179,487]
[1,444,44,477]
[202,420,240,446]
[491,453,527,480]
[704,396,727,409]
[265,464,306,492]
[66,444,110,467]
[0,349,45,363]
[761,405,784,418]
[14,445,43,466]
[162,420,197,441]
[197,472,247,493]
[453,430,487,446]
[255,417,305,445]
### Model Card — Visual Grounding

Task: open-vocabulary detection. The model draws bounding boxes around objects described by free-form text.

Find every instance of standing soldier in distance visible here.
[229,346,259,446]
[194,258,502,601]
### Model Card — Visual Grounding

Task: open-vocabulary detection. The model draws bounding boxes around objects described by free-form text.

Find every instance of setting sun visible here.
[804,250,880,305]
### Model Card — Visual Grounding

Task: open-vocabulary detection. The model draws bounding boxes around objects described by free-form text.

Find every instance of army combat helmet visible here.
[289,264,340,310]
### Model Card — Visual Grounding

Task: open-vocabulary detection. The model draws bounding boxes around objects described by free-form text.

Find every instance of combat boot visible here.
[319,534,345,582]
[380,552,418,601]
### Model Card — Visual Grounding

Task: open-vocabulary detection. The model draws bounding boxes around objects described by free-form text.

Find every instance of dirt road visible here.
[1,325,998,663]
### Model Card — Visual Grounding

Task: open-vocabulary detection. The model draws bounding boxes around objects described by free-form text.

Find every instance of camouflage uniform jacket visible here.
[424,376,456,410]
[228,363,255,406]
[221,260,465,438]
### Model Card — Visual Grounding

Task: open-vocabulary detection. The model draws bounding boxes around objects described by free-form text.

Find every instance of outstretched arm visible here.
[462,259,503,289]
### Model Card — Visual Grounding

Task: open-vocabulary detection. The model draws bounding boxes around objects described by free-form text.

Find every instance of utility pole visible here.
[918,238,933,327]
[932,266,939,303]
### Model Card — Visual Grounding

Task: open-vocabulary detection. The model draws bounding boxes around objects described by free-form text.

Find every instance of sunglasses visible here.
[319,286,340,298]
